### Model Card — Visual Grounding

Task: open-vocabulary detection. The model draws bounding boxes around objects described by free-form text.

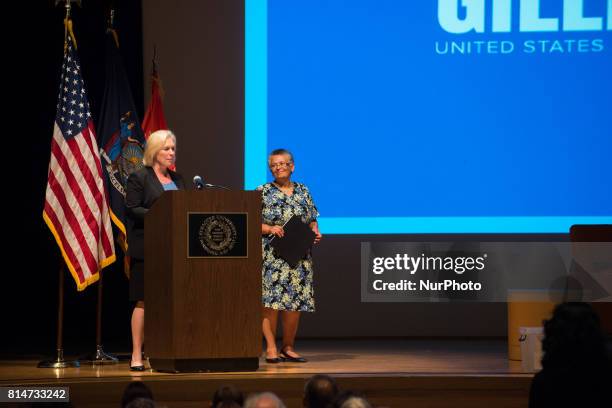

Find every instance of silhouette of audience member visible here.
[125,398,156,408]
[213,401,241,408]
[529,302,612,408]
[332,391,372,408]
[211,384,244,408]
[339,397,372,408]
[244,392,286,408]
[122,381,154,408]
[304,374,339,408]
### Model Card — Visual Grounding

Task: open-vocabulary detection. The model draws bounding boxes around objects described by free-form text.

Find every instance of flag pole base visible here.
[82,345,119,365]
[38,349,80,368]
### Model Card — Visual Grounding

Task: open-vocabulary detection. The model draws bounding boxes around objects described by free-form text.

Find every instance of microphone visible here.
[192,175,231,190]
[193,175,205,190]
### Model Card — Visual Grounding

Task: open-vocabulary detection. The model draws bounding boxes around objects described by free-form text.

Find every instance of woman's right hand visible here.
[262,224,285,237]
[268,225,284,238]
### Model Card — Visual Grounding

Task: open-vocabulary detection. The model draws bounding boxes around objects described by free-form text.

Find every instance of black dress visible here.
[125,166,185,301]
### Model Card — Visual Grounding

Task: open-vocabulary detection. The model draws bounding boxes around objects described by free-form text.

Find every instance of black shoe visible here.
[130,361,145,371]
[265,357,282,364]
[280,349,307,363]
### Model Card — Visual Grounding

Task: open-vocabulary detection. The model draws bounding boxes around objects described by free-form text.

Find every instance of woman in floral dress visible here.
[257,149,322,363]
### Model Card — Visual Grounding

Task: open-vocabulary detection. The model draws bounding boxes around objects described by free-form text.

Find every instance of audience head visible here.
[211,385,244,408]
[122,381,154,408]
[125,398,156,408]
[541,302,608,372]
[339,397,372,408]
[244,392,286,408]
[332,391,371,408]
[214,402,241,408]
[304,374,339,408]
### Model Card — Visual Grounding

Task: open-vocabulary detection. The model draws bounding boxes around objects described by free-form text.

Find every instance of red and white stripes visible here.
[43,121,115,290]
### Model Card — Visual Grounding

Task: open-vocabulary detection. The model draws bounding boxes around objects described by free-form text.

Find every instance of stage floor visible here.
[0,339,532,407]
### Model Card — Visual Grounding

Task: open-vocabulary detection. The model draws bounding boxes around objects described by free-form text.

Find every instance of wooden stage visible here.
[0,339,533,408]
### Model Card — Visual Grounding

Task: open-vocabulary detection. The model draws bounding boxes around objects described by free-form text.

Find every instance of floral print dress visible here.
[257,182,319,312]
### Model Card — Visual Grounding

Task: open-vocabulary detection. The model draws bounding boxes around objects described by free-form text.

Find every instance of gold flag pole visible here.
[38,0,83,370]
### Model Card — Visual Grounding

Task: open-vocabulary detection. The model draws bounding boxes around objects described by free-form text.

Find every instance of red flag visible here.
[142,66,173,171]
[43,29,116,291]
[142,69,168,140]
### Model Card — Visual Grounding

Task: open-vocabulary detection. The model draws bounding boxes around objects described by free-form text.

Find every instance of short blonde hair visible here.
[143,130,176,166]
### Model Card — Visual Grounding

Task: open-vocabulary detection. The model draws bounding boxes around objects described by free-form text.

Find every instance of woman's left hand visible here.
[310,222,322,244]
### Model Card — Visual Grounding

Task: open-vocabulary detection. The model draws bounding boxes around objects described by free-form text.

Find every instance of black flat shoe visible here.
[265,357,282,364]
[130,361,145,371]
[280,350,307,363]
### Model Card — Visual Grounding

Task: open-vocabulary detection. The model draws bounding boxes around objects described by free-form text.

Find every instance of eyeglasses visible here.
[269,161,292,169]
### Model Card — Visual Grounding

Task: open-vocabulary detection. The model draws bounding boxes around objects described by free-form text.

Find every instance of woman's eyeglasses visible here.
[269,161,292,169]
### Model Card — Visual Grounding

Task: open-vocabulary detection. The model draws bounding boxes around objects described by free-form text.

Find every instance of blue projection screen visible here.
[245,0,612,233]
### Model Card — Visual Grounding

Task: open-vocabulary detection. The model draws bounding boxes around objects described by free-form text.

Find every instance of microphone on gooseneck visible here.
[193,175,205,190]
[193,175,231,190]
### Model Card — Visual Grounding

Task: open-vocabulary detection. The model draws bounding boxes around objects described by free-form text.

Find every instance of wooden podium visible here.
[144,190,262,372]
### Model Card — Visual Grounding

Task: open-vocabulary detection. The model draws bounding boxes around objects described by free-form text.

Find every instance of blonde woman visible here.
[125,130,184,371]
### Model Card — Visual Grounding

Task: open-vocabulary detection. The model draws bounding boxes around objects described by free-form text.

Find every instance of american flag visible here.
[43,35,116,291]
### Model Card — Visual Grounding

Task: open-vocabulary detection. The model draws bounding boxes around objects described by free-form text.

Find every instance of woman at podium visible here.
[125,130,185,371]
[257,148,322,363]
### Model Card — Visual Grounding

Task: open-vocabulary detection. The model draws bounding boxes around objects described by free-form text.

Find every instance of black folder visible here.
[269,216,316,268]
